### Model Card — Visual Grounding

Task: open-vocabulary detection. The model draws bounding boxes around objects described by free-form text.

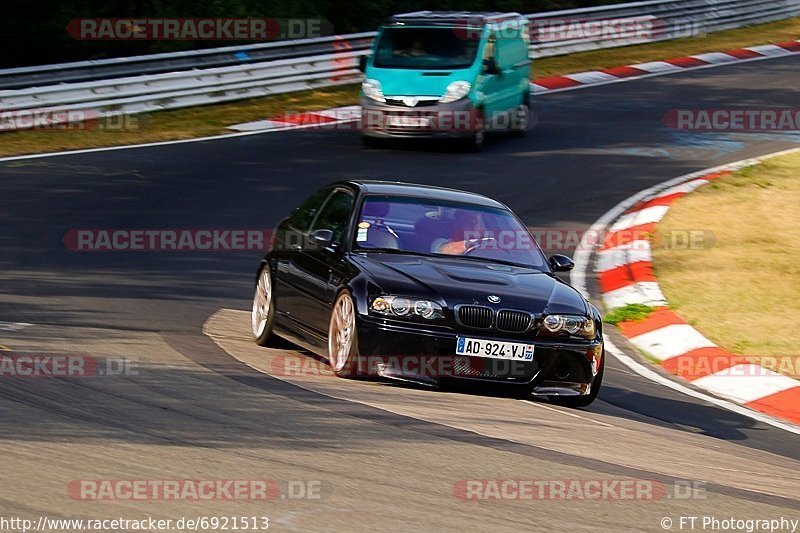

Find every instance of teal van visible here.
[359,11,532,150]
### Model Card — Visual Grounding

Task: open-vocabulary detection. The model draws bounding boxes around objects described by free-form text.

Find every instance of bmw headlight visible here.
[362,78,386,103]
[542,314,596,339]
[371,295,443,320]
[439,81,471,103]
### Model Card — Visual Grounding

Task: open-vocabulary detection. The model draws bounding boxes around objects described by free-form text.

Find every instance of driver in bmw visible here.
[433,209,486,255]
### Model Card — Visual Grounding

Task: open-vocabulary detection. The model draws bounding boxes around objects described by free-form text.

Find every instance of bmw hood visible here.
[352,253,589,316]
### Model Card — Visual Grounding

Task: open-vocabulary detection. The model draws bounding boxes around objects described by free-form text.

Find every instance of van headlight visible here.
[439,81,471,103]
[362,79,386,103]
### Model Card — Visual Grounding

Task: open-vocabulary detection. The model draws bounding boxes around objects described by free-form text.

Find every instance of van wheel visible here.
[362,135,383,148]
[510,103,530,137]
[463,109,485,152]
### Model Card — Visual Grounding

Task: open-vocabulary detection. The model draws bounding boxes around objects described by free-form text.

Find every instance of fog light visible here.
[372,297,390,313]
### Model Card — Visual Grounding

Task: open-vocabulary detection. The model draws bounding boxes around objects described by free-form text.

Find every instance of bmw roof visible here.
[341,180,509,210]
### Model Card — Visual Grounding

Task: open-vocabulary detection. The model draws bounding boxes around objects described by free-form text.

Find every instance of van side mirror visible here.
[549,254,574,272]
[483,57,500,75]
[358,55,368,73]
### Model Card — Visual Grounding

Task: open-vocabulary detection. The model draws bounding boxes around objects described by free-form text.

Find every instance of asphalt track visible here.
[0,55,799,531]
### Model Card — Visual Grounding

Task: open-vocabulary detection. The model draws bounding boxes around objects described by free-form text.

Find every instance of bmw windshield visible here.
[353,195,548,269]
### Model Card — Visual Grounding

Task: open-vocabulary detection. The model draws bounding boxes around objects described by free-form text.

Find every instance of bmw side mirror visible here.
[358,55,368,73]
[310,229,334,244]
[549,254,574,272]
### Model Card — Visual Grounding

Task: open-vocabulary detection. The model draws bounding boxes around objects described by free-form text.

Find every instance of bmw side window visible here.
[309,190,355,246]
[287,188,332,232]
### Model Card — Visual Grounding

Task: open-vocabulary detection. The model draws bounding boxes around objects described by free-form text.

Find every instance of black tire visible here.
[462,109,485,152]
[328,291,360,378]
[362,135,383,148]
[548,350,605,408]
[509,102,531,138]
[251,266,275,347]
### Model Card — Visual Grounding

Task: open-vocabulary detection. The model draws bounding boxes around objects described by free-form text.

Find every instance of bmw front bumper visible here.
[355,314,602,396]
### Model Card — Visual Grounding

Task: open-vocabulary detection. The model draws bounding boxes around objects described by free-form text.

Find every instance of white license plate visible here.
[387,116,430,127]
[456,337,534,361]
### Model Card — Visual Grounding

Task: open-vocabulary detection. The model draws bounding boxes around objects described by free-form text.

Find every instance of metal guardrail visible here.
[1,0,798,130]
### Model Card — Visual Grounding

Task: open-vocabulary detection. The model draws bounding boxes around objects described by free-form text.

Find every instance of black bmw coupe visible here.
[252,181,604,407]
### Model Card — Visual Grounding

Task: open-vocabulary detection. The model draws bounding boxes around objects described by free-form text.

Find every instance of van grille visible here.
[385,98,439,107]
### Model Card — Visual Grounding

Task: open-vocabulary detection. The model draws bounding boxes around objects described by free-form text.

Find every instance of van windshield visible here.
[373,27,480,70]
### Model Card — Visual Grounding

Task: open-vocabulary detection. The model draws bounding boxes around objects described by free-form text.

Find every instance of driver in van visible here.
[394,38,427,57]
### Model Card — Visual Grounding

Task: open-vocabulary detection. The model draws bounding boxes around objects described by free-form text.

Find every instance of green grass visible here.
[604,304,656,325]
[652,152,800,378]
[1,17,799,156]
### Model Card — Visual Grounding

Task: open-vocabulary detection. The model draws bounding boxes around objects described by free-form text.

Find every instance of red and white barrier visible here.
[595,162,800,425]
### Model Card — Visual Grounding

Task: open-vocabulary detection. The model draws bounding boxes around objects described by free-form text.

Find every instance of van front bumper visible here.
[360,96,479,139]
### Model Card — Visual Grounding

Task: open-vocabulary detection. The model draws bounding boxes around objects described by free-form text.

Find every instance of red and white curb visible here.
[531,40,800,93]
[573,147,800,430]
[229,105,361,132]
[229,40,800,132]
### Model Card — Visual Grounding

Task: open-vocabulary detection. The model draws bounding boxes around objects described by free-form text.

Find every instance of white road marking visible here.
[691,52,739,64]
[602,282,668,310]
[746,44,794,57]
[595,242,652,273]
[0,321,33,331]
[532,402,617,428]
[602,336,800,435]
[564,71,620,84]
[691,365,799,404]
[629,61,684,73]
[628,324,716,362]
[608,205,670,232]
[654,178,709,198]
